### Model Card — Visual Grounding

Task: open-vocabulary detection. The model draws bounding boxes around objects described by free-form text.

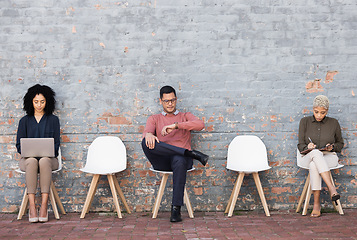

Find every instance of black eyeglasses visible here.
[161,98,177,104]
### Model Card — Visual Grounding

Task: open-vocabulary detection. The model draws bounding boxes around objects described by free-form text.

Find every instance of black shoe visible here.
[170,205,182,222]
[190,150,209,166]
[331,193,341,205]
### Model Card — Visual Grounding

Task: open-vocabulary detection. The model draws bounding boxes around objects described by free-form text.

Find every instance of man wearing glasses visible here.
[142,85,209,222]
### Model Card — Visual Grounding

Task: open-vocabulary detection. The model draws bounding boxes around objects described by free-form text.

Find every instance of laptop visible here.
[20,138,55,158]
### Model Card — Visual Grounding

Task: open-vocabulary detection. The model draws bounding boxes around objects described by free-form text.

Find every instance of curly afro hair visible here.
[23,84,56,116]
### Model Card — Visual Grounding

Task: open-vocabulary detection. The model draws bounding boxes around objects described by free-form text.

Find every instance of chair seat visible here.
[228,166,271,174]
[149,167,195,174]
[80,167,126,175]
[298,164,344,171]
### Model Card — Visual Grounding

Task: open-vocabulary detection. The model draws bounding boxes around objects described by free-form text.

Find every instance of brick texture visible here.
[0,1,356,213]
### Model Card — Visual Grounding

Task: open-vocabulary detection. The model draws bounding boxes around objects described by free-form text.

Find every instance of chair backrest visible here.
[227,135,271,172]
[81,136,127,175]
[52,147,62,173]
[296,149,305,169]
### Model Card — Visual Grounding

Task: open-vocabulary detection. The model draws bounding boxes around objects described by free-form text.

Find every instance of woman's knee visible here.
[39,157,59,170]
[310,149,323,158]
[24,157,39,169]
[19,158,38,173]
[39,157,51,164]
[38,157,53,170]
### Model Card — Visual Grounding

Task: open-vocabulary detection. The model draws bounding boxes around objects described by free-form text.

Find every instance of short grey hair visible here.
[313,95,329,109]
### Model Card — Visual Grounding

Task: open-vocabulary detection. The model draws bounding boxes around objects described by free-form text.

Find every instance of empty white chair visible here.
[16,148,66,220]
[225,135,271,217]
[295,149,344,215]
[80,136,131,218]
[149,167,195,219]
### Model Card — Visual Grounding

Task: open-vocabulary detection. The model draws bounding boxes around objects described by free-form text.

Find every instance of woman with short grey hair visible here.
[297,95,344,217]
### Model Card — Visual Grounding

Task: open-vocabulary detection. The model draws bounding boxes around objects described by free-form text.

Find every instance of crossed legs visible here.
[141,139,193,206]
[298,150,339,216]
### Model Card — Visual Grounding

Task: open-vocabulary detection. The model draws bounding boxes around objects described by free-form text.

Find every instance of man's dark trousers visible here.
[141,138,193,206]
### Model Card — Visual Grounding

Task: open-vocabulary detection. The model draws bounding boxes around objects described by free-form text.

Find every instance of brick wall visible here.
[0,0,356,213]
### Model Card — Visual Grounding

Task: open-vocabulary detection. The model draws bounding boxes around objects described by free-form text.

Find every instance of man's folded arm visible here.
[177,112,205,131]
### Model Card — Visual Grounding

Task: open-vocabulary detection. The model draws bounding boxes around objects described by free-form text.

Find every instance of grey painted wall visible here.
[0,0,356,213]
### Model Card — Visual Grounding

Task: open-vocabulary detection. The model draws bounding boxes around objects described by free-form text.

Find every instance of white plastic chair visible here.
[149,167,195,219]
[80,136,131,218]
[225,135,271,217]
[295,149,344,215]
[16,148,66,220]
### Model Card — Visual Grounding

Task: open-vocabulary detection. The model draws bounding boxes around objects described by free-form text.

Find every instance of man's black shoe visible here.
[190,150,209,166]
[170,205,182,222]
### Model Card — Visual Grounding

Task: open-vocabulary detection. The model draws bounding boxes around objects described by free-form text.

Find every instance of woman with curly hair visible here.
[297,95,343,217]
[16,84,60,223]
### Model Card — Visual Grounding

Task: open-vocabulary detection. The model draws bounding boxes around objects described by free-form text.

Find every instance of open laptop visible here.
[20,138,55,158]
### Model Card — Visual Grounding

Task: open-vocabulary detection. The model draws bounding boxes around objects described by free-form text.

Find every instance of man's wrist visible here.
[174,122,178,129]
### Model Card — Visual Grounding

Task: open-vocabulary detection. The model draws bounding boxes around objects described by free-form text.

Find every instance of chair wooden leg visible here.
[328,172,344,215]
[296,173,310,213]
[152,174,169,218]
[50,181,66,215]
[331,198,344,215]
[252,172,270,217]
[152,174,164,214]
[184,187,194,218]
[228,172,245,217]
[302,181,312,216]
[108,174,122,218]
[17,188,29,220]
[335,199,344,215]
[113,176,131,214]
[86,175,100,214]
[225,176,239,214]
[329,172,338,212]
[49,186,60,219]
[80,174,100,218]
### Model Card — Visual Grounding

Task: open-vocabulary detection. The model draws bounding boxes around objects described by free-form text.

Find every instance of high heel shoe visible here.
[331,193,341,205]
[310,210,321,218]
[29,209,39,223]
[39,209,48,223]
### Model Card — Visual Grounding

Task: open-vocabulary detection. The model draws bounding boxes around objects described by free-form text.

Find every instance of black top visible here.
[298,115,344,154]
[16,114,60,157]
